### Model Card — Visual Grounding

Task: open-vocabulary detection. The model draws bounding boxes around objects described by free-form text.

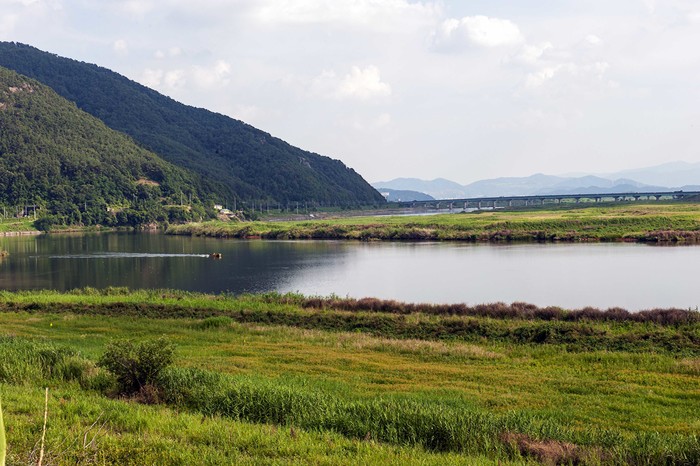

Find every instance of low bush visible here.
[97,337,175,395]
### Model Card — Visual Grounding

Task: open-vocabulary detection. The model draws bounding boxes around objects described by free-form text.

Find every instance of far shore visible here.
[4,201,700,243]
[166,202,700,243]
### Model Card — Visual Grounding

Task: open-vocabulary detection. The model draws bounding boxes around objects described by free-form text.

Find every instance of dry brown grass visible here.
[335,334,503,360]
[501,433,603,466]
[676,358,700,375]
[240,323,502,360]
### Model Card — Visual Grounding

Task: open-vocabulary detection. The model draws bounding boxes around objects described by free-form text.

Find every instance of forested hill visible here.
[0,66,208,228]
[0,42,385,207]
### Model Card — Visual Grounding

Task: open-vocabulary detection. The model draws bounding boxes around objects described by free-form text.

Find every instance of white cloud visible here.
[163,69,186,89]
[337,66,391,100]
[585,34,603,46]
[118,0,153,20]
[154,46,182,59]
[525,65,563,88]
[513,42,554,65]
[256,0,438,30]
[113,39,128,55]
[434,15,523,49]
[339,112,392,132]
[140,68,163,87]
[140,68,186,89]
[311,65,391,101]
[7,0,59,7]
[141,60,230,92]
[192,60,231,89]
[523,61,613,93]
[641,0,656,14]
[0,14,19,36]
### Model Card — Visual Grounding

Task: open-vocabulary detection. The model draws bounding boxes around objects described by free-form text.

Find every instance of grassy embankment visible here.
[167,203,700,242]
[0,218,36,234]
[0,289,698,465]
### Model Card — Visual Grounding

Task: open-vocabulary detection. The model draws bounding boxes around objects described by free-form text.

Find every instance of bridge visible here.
[396,191,700,211]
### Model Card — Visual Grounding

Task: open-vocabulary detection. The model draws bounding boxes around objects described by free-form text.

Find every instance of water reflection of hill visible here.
[0,233,352,293]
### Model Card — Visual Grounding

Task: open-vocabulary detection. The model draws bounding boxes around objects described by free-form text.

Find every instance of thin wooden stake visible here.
[38,388,48,466]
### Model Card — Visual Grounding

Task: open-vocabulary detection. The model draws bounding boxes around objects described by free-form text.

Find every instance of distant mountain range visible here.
[373,161,700,200]
[375,188,434,202]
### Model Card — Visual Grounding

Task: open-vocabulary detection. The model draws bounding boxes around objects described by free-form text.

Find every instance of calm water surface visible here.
[0,232,697,310]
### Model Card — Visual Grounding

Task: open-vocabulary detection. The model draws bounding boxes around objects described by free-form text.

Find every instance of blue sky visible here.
[2,0,699,184]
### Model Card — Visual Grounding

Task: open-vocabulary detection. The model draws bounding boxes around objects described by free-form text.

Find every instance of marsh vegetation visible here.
[0,289,698,464]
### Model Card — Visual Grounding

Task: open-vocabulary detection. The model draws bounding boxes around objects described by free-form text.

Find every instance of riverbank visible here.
[0,218,39,236]
[0,289,698,464]
[166,202,700,242]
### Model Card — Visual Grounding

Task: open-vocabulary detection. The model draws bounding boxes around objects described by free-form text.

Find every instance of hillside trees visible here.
[0,42,386,207]
[0,66,209,228]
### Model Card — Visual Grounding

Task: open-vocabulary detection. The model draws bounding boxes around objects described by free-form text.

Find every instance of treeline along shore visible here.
[166,203,700,243]
[1,289,699,464]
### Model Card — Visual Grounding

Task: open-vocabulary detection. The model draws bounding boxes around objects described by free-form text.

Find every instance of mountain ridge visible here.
[373,161,700,199]
[0,42,384,207]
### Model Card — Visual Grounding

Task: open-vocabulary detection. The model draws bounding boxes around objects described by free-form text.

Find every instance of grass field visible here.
[0,218,37,234]
[167,202,700,242]
[0,290,698,465]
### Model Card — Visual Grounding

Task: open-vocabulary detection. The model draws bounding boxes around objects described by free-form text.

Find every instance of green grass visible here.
[0,218,37,234]
[0,290,698,464]
[2,384,495,466]
[2,289,697,355]
[167,202,700,242]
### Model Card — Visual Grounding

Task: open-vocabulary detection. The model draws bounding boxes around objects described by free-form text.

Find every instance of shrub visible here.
[97,337,175,395]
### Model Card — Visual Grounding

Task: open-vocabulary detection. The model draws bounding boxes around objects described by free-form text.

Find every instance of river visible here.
[0,232,697,310]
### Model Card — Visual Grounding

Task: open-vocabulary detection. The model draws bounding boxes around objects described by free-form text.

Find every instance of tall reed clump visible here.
[155,366,700,464]
[0,336,91,385]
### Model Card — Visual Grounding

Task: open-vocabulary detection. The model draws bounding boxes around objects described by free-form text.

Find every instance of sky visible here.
[1,0,699,185]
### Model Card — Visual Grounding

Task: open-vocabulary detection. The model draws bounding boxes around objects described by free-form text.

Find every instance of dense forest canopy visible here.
[0,42,386,207]
[0,66,208,228]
